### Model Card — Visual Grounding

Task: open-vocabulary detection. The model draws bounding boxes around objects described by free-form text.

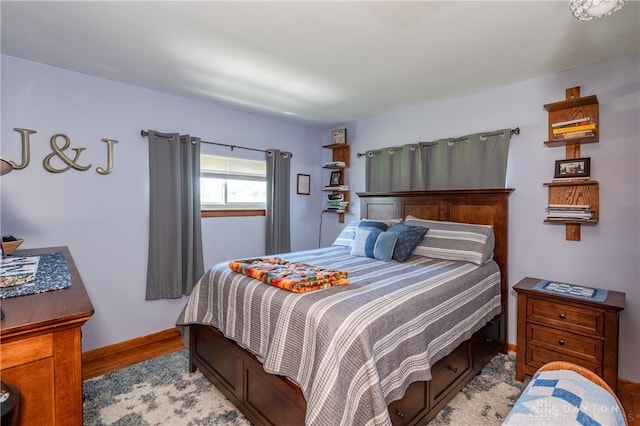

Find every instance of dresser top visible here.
[514,276,625,311]
[1,246,94,338]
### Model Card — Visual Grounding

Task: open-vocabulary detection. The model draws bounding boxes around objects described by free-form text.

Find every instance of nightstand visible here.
[514,277,624,393]
[0,247,94,425]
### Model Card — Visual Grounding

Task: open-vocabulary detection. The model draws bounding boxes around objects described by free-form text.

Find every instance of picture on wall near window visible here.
[329,170,342,186]
[554,157,591,180]
[296,173,310,195]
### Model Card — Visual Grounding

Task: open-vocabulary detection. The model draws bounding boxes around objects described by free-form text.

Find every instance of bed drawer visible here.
[192,325,243,398]
[472,316,502,365]
[430,341,471,404]
[527,298,603,336]
[388,380,428,426]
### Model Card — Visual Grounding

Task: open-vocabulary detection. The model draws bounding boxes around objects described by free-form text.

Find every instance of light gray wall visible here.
[322,53,639,383]
[0,55,324,352]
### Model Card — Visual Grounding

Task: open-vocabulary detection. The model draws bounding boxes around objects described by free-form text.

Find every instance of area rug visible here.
[83,349,528,425]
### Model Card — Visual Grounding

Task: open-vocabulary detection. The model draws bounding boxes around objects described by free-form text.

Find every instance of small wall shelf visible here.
[323,143,350,223]
[543,87,600,241]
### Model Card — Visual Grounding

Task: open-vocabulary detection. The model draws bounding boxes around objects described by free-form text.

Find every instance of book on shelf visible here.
[323,185,349,191]
[553,130,595,140]
[548,203,591,209]
[551,117,592,128]
[546,204,593,220]
[323,161,346,168]
[552,123,597,135]
[551,176,590,182]
[332,128,347,145]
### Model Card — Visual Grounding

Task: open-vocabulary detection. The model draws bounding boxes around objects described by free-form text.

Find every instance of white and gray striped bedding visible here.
[176,245,502,426]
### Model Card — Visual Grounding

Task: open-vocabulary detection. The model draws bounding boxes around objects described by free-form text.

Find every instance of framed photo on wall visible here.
[554,157,591,179]
[296,173,310,195]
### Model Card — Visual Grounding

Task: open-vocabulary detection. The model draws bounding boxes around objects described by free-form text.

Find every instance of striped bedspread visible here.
[176,246,502,426]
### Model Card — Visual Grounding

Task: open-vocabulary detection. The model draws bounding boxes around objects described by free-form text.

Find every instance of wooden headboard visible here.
[357,189,514,352]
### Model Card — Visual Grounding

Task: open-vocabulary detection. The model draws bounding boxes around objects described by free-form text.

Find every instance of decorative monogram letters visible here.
[7,128,118,175]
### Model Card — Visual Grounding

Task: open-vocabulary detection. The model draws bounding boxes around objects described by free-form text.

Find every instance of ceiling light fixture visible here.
[569,0,627,21]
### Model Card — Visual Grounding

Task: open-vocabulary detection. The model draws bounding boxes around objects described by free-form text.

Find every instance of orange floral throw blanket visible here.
[228,257,349,293]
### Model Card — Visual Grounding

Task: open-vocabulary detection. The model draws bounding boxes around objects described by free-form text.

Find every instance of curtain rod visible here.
[140,130,269,154]
[356,127,520,158]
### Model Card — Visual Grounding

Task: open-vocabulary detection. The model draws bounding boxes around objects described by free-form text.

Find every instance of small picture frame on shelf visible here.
[296,173,310,195]
[554,157,590,179]
[332,128,347,145]
[329,170,342,186]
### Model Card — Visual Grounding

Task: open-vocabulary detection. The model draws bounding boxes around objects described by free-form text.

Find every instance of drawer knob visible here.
[396,410,406,419]
[559,313,566,320]
[486,337,493,343]
[448,366,458,374]
[558,339,565,346]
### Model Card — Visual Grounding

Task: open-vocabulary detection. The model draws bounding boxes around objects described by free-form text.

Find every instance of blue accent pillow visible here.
[373,231,399,262]
[388,224,429,262]
[358,220,389,232]
[350,227,383,257]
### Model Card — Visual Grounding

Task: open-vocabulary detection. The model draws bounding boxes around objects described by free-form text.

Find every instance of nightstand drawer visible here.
[527,298,603,336]
[527,324,602,364]
[526,345,602,377]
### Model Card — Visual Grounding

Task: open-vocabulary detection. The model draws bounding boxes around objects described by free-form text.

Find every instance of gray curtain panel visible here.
[265,149,291,255]
[366,129,511,191]
[146,131,204,300]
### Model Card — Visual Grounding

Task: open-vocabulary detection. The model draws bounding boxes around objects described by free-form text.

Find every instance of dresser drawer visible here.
[527,298,603,336]
[0,334,53,370]
[526,344,602,376]
[527,324,602,364]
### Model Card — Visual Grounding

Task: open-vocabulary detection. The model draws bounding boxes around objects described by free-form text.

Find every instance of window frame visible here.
[200,154,267,218]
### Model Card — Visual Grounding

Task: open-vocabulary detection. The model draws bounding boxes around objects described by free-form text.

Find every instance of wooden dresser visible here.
[514,276,624,393]
[0,246,94,425]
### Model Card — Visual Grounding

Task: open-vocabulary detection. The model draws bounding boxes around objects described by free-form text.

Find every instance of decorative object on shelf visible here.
[554,157,590,179]
[569,0,626,21]
[332,128,347,145]
[329,170,342,187]
[296,173,310,195]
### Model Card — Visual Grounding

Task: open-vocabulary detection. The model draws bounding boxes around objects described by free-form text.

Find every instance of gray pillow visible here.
[403,215,495,265]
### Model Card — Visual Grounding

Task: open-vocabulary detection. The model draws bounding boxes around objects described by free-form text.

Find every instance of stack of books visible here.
[323,161,346,168]
[323,185,349,191]
[551,118,597,140]
[546,204,594,221]
[325,201,349,213]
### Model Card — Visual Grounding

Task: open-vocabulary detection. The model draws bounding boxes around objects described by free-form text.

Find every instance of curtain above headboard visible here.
[365,128,512,192]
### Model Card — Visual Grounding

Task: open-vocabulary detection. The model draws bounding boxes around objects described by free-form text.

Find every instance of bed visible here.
[176,189,513,425]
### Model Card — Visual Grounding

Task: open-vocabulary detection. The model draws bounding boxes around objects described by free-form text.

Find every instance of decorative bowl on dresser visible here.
[514,276,625,393]
[0,246,94,426]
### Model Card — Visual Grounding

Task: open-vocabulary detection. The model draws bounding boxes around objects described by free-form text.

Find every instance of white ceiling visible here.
[2,1,639,128]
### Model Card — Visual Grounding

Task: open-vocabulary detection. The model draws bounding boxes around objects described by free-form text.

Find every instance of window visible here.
[200,154,266,215]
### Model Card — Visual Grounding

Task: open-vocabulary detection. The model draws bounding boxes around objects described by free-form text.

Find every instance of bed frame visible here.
[188,189,513,426]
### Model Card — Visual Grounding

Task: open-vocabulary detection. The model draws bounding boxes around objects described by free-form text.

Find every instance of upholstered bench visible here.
[503,361,627,425]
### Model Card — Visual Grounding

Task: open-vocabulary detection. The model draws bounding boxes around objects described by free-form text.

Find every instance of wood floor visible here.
[620,383,640,425]
[84,330,640,424]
